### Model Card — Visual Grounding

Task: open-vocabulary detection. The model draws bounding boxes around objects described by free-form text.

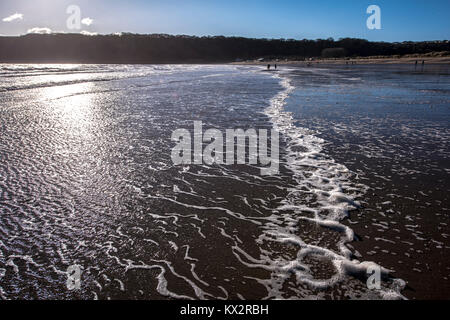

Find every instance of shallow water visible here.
[1,63,446,300]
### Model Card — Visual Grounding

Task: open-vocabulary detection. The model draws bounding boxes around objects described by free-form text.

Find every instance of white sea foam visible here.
[250,71,407,299]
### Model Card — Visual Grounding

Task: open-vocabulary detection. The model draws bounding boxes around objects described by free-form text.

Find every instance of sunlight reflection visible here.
[40,82,97,138]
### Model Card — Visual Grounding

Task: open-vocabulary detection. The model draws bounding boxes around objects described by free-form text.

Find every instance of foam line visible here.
[256,71,406,299]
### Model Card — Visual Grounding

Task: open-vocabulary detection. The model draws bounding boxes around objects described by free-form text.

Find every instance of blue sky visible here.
[1,0,449,41]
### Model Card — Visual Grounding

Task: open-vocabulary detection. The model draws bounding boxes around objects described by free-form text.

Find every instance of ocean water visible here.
[0,63,447,300]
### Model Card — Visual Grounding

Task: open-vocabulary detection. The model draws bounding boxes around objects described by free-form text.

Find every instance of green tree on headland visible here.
[0,33,448,63]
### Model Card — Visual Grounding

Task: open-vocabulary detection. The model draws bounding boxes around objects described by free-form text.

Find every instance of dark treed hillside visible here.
[0,33,449,63]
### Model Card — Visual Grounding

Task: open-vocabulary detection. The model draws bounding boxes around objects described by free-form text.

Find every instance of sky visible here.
[0,0,449,42]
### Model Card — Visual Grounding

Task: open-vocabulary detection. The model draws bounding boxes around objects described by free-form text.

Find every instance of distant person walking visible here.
[267,64,271,70]
[274,64,277,70]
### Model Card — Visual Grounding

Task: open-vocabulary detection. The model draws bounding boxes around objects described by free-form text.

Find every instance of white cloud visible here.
[3,13,23,22]
[81,18,93,26]
[27,27,52,34]
[80,30,98,36]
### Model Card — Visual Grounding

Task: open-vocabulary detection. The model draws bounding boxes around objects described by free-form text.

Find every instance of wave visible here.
[248,71,407,299]
[0,78,117,92]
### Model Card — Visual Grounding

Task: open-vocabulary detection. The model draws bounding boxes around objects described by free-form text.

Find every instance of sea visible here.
[0,63,449,300]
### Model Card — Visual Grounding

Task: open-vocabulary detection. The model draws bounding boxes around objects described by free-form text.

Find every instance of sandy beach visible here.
[232,55,450,66]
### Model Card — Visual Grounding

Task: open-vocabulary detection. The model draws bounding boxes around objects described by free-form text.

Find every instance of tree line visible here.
[0,33,448,63]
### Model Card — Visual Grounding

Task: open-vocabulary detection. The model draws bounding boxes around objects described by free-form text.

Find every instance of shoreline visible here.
[232,56,450,65]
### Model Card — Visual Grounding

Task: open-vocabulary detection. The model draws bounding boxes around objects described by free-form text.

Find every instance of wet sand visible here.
[281,64,450,299]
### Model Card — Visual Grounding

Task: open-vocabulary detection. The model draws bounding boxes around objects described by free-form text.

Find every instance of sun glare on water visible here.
[40,81,96,134]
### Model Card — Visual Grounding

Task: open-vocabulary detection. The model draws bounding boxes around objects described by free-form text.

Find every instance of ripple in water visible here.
[0,64,405,300]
